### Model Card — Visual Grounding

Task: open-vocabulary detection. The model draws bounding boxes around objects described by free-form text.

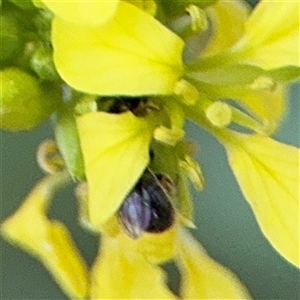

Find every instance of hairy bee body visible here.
[118,169,175,239]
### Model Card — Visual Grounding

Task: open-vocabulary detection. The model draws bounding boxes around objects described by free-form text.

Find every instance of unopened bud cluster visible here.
[1,0,61,131]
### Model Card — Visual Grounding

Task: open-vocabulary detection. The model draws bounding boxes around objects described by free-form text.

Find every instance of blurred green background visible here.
[1,81,299,299]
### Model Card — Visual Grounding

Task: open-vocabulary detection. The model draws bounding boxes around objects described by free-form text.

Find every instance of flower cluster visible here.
[1,0,299,299]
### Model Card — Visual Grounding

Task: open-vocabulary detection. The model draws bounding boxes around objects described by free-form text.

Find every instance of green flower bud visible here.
[1,67,61,131]
[0,13,25,66]
[31,45,60,80]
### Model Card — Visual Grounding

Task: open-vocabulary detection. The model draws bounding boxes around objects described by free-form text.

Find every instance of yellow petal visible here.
[42,0,119,26]
[177,229,251,299]
[1,174,89,299]
[119,225,177,264]
[90,234,177,299]
[222,132,300,267]
[204,0,250,56]
[238,83,286,134]
[232,0,300,69]
[77,111,154,228]
[51,1,184,95]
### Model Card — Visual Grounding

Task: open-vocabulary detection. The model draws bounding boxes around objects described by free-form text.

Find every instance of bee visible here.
[96,96,159,117]
[118,169,175,239]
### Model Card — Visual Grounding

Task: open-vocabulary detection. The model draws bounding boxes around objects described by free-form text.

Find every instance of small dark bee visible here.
[118,169,175,239]
[96,96,150,117]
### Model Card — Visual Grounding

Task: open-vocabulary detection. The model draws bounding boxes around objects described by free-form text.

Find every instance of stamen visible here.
[249,76,276,91]
[179,155,205,191]
[154,126,185,146]
[205,102,232,128]
[174,79,199,105]
[186,5,208,32]
[231,106,266,135]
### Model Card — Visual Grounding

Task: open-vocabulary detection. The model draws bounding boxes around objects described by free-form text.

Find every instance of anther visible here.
[186,5,208,32]
[249,76,276,91]
[154,126,185,146]
[174,79,199,105]
[205,101,232,128]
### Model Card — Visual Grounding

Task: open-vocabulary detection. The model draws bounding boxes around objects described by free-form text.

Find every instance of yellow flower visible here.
[91,227,251,299]
[0,172,176,299]
[0,173,89,299]
[186,0,299,133]
[68,0,299,269]
[2,0,300,298]
[1,177,251,299]
[186,94,300,268]
[49,1,184,95]
[231,0,300,69]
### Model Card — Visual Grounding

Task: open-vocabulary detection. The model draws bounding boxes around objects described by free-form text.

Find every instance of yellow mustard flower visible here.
[1,0,299,299]
[201,0,287,134]
[231,0,300,69]
[43,0,299,267]
[186,2,299,269]
[1,174,251,299]
[90,226,251,299]
[185,98,300,268]
[1,173,89,299]
[50,1,185,95]
[188,0,299,134]
[0,172,175,299]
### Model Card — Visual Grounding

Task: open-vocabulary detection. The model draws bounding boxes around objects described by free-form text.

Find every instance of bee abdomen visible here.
[118,170,175,239]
